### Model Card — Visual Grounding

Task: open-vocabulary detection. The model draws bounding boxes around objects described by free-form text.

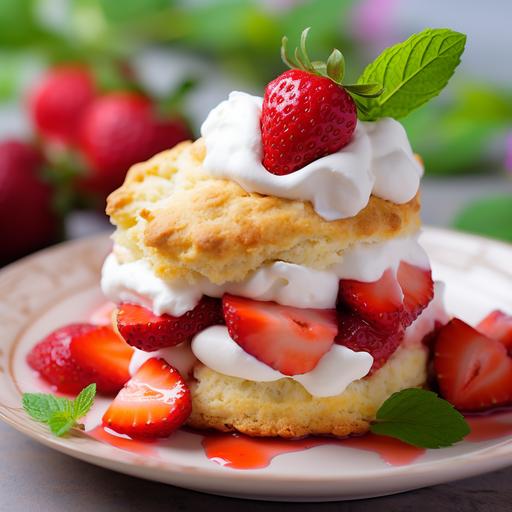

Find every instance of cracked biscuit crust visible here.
[107,139,421,284]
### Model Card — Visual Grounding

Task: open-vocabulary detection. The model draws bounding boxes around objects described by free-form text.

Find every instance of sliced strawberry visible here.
[434,318,512,411]
[338,269,403,332]
[116,297,224,352]
[396,262,434,327]
[102,358,191,439]
[477,310,512,353]
[27,324,98,395]
[70,326,134,395]
[335,310,405,372]
[222,294,337,376]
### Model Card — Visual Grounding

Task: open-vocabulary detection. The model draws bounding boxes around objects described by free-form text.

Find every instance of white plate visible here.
[0,227,511,502]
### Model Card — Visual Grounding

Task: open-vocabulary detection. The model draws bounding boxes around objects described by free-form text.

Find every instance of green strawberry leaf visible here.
[357,28,466,120]
[453,195,512,243]
[370,388,470,448]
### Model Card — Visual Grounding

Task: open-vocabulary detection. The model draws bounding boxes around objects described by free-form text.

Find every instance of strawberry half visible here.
[338,269,403,332]
[477,310,512,353]
[397,262,434,327]
[102,358,192,439]
[27,324,98,395]
[70,326,134,395]
[222,294,338,376]
[335,310,405,372]
[116,297,224,352]
[434,318,512,411]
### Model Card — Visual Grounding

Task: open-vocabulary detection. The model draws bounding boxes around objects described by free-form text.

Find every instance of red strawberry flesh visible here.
[397,262,434,327]
[338,268,403,332]
[27,324,98,395]
[335,310,405,373]
[102,358,191,439]
[116,297,224,352]
[222,294,337,376]
[434,318,512,411]
[477,310,512,353]
[70,326,133,395]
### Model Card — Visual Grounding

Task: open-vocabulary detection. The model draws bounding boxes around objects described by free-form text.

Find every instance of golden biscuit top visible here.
[107,139,421,284]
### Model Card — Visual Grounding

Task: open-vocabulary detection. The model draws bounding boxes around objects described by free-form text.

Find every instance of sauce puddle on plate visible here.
[88,426,159,457]
[465,414,512,442]
[200,431,424,469]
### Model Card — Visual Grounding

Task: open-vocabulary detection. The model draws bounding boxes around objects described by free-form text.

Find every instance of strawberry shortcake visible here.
[28,28,475,440]
[98,29,457,438]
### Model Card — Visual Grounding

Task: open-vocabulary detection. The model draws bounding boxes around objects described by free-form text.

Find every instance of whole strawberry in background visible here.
[261,28,382,175]
[29,66,96,144]
[78,92,191,198]
[0,140,57,262]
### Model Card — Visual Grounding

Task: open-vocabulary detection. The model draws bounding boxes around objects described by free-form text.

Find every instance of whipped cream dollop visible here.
[101,235,429,316]
[201,92,423,221]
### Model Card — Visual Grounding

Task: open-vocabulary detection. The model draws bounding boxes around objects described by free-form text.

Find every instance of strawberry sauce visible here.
[465,415,512,442]
[201,431,424,469]
[88,426,159,457]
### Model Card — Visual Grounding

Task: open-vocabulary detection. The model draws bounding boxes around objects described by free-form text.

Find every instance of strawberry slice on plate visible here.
[477,310,512,352]
[27,324,98,395]
[222,294,338,376]
[28,324,132,395]
[70,326,134,395]
[397,262,434,327]
[335,311,405,372]
[434,318,512,411]
[115,297,224,352]
[102,358,192,439]
[338,269,403,332]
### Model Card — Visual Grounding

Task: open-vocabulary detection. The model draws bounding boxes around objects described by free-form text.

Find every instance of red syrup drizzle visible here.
[87,426,159,457]
[201,431,425,470]
[465,414,512,442]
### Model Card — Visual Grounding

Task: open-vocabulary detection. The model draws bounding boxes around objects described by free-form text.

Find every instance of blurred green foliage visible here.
[453,195,512,243]
[0,0,510,180]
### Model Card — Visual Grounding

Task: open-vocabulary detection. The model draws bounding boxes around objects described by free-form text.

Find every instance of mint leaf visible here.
[73,383,96,419]
[22,393,73,422]
[22,385,96,437]
[370,388,470,448]
[357,28,466,120]
[48,412,76,437]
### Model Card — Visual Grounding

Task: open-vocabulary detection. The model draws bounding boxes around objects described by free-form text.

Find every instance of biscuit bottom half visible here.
[186,341,427,438]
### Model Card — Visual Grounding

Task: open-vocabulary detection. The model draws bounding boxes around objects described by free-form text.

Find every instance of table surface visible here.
[2,177,512,511]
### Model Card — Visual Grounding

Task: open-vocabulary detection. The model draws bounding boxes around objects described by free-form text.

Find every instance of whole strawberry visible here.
[29,66,96,144]
[78,92,191,197]
[0,140,57,261]
[261,28,382,175]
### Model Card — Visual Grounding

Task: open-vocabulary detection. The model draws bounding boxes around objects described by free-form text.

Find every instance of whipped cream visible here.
[201,92,422,221]
[101,235,429,316]
[129,342,197,379]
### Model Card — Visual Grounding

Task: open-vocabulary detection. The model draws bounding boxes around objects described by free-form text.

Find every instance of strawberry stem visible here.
[280,27,383,100]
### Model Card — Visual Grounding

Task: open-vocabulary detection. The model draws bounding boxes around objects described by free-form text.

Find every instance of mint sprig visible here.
[356,28,466,121]
[22,384,96,437]
[371,388,470,448]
